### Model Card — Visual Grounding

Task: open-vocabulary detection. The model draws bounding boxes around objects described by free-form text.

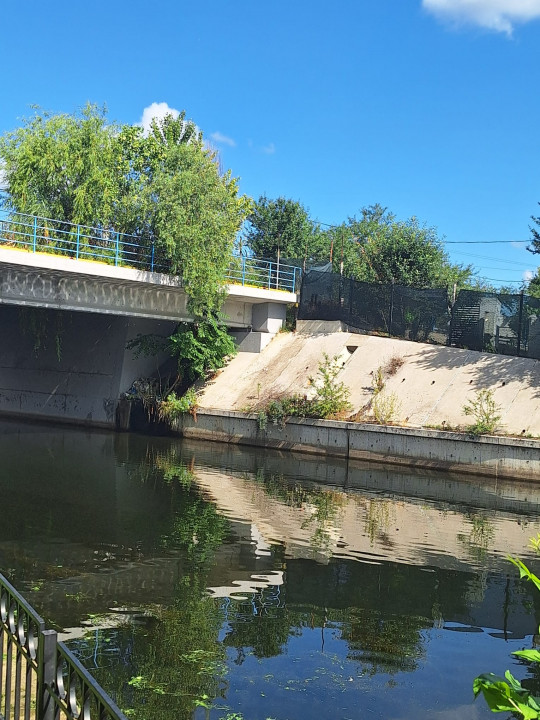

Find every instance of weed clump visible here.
[257,354,351,428]
[463,389,502,436]
[159,388,198,421]
[383,355,405,377]
[372,391,402,425]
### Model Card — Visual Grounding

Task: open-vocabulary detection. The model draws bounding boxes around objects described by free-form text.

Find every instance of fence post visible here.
[37,629,57,720]
[150,240,155,273]
[389,281,395,336]
[517,290,525,357]
[267,262,272,290]
[76,225,80,259]
[242,257,246,286]
[115,232,120,266]
[33,216,37,252]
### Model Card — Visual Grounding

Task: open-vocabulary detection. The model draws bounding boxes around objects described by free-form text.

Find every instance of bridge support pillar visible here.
[251,302,286,334]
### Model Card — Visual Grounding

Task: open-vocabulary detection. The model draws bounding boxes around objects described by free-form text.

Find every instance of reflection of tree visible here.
[254,471,346,551]
[457,512,495,563]
[71,458,231,720]
[364,499,395,546]
[222,587,293,660]
[338,608,428,674]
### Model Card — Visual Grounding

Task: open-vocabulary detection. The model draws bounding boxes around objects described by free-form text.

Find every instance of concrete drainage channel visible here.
[172,409,540,481]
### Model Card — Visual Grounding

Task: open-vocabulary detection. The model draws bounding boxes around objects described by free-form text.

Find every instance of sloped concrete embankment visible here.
[198,329,540,436]
[191,328,540,480]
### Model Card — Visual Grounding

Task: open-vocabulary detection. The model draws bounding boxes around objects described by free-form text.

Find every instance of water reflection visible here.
[1,419,540,719]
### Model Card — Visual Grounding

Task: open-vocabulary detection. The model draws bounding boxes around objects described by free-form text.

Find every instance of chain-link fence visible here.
[298,270,540,360]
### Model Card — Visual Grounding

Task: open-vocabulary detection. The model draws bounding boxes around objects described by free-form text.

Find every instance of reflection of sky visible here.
[201,619,521,720]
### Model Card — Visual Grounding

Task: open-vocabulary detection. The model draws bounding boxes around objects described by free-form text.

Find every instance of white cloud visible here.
[139,102,180,135]
[422,0,540,34]
[210,131,236,147]
[511,241,528,249]
[261,142,276,155]
[523,269,535,281]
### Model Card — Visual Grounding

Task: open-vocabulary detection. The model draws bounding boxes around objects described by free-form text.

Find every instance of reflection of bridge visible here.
[0,212,300,333]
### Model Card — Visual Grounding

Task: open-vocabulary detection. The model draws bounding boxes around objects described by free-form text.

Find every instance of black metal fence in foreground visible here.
[0,572,126,720]
[298,270,540,360]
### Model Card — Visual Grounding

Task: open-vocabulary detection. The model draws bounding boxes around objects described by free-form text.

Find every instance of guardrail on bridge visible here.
[0,211,301,294]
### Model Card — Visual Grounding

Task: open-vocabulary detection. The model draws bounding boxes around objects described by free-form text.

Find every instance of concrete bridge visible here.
[0,213,300,427]
[0,246,297,349]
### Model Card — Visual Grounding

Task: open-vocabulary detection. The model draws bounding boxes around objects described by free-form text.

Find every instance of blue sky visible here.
[2,0,540,287]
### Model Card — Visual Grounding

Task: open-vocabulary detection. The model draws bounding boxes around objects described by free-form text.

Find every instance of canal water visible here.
[1,418,540,720]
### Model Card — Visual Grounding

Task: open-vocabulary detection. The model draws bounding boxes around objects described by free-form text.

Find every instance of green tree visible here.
[0,105,250,315]
[527,270,540,298]
[335,205,473,289]
[530,203,540,256]
[0,105,120,225]
[245,195,328,265]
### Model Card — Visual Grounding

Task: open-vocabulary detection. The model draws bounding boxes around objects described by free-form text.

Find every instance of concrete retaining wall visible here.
[173,409,540,481]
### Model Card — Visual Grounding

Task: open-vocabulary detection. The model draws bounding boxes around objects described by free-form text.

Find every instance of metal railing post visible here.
[115,231,120,266]
[517,290,525,357]
[267,262,272,290]
[37,629,57,720]
[33,216,37,252]
[76,225,80,259]
[150,240,155,272]
[389,281,395,336]
[242,257,246,285]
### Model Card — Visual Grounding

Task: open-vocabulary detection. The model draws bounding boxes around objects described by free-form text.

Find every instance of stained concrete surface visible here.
[198,330,540,436]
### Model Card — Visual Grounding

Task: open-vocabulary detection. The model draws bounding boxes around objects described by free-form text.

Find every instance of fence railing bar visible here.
[0,212,301,294]
[1,573,127,720]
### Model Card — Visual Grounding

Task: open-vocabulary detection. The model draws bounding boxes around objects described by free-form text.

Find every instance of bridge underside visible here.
[0,251,297,427]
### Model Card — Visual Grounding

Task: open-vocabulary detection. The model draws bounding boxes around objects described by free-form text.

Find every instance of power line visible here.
[314,219,531,246]
[445,240,529,245]
[450,250,534,267]
[476,277,524,283]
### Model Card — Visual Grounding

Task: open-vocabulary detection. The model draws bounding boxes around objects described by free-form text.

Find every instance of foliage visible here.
[168,316,237,380]
[372,366,385,394]
[463,389,502,436]
[530,203,540,256]
[0,104,120,225]
[147,141,250,314]
[383,355,405,376]
[527,270,540,299]
[325,204,474,290]
[474,538,540,719]
[159,389,198,421]
[128,315,237,383]
[257,354,351,426]
[244,194,326,264]
[0,105,250,315]
[18,307,66,362]
[372,391,402,425]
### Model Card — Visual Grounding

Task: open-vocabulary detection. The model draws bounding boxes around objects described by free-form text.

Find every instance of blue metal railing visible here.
[0,211,300,294]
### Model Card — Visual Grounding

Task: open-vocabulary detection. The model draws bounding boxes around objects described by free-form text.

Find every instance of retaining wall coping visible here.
[194,408,540,451]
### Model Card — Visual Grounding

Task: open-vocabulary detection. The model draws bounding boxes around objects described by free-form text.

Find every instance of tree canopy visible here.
[244,195,327,265]
[0,105,250,315]
[325,205,474,290]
